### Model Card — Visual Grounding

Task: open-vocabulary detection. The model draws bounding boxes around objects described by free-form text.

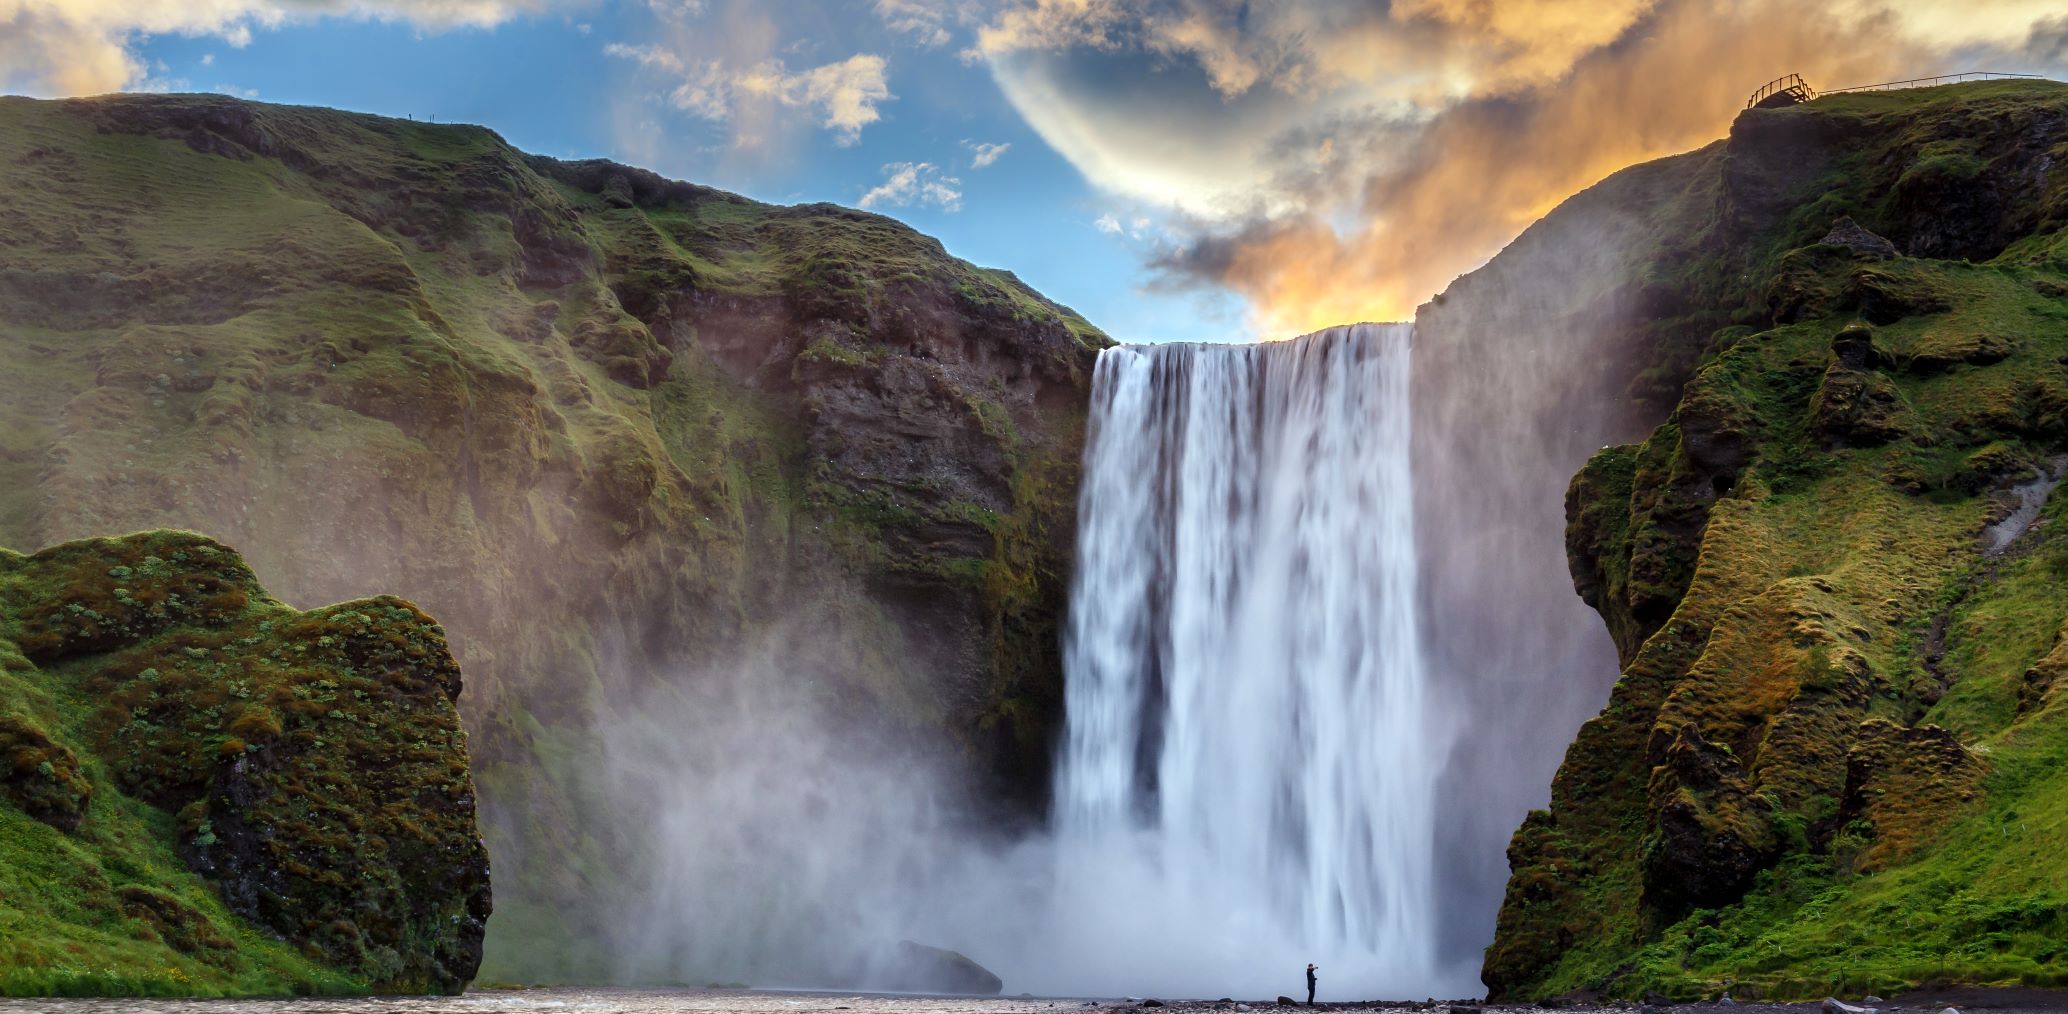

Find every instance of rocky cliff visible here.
[0,530,488,994]
[1464,80,2068,1000]
[0,93,1104,979]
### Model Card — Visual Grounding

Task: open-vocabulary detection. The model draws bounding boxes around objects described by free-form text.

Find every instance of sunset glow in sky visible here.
[5,0,2068,341]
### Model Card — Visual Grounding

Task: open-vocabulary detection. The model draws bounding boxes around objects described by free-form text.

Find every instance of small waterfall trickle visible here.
[1050,323,1454,998]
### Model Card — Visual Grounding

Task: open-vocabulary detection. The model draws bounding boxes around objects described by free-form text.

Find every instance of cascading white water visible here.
[1050,322,1454,999]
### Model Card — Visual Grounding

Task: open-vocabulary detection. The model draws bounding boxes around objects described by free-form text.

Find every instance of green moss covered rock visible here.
[0,530,488,995]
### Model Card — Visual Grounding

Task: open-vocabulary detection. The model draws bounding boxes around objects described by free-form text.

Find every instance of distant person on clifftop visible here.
[1306,963,1317,1005]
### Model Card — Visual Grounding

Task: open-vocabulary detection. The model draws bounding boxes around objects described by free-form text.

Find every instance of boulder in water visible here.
[1277,996,1297,1006]
[880,940,1003,995]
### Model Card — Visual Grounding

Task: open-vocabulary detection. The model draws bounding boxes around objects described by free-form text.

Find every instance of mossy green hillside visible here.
[0,529,489,995]
[0,93,1106,978]
[1485,80,2068,1000]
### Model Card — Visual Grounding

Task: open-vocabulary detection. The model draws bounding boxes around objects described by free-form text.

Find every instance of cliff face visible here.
[1470,81,2068,1000]
[0,94,1104,978]
[1412,130,1725,965]
[0,530,488,994]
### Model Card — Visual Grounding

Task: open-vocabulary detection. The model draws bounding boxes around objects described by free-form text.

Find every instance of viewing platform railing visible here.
[1746,73,1815,109]
[1824,71,2047,96]
[1749,71,2052,109]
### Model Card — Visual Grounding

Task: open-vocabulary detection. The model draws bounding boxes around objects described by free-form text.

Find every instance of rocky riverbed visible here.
[4,989,2067,1014]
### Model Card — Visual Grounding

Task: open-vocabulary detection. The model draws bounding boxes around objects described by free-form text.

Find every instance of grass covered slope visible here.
[0,530,489,995]
[1484,81,2068,1000]
[0,93,1105,978]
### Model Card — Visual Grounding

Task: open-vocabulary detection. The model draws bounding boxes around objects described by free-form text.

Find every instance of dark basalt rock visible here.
[1641,724,1778,919]
[881,940,1004,995]
[1830,322,1891,372]
[1820,217,1900,259]
[1813,325,1912,448]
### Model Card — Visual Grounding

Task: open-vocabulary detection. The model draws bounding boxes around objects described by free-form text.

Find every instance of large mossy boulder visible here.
[0,530,490,994]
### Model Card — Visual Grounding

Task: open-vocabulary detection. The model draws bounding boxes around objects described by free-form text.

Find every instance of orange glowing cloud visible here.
[1171,0,1924,335]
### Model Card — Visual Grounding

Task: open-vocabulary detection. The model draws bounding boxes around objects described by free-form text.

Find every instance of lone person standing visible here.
[1305,963,1318,1006]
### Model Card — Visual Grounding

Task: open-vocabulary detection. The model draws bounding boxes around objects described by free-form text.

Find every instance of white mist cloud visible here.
[965,138,1009,167]
[875,0,972,47]
[0,0,573,96]
[859,160,962,211]
[606,30,893,148]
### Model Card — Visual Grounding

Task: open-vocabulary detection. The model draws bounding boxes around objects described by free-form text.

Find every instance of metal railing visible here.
[1748,71,2055,111]
[1822,71,2047,96]
[1746,73,1816,109]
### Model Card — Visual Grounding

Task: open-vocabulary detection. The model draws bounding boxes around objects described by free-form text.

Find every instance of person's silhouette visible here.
[1305,963,1317,1006]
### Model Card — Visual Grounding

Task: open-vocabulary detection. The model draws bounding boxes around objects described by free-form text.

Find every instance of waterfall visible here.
[1049,323,1456,998]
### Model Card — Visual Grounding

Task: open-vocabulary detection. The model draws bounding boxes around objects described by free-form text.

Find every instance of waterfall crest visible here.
[1051,323,1456,997]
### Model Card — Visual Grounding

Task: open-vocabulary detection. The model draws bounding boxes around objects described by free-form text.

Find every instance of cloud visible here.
[965,139,1009,167]
[875,0,970,47]
[646,0,703,20]
[0,1,571,97]
[1094,212,1121,234]
[966,0,2068,336]
[2029,14,2068,64]
[859,161,962,211]
[607,43,894,146]
[756,53,893,144]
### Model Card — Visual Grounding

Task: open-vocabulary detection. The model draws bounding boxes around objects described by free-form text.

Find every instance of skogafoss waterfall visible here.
[1049,323,1463,998]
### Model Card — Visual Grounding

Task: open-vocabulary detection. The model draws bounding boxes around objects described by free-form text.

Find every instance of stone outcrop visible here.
[1819,217,1900,259]
[0,530,489,993]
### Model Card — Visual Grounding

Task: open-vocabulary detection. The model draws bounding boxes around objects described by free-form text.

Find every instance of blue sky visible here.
[8,1,2067,342]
